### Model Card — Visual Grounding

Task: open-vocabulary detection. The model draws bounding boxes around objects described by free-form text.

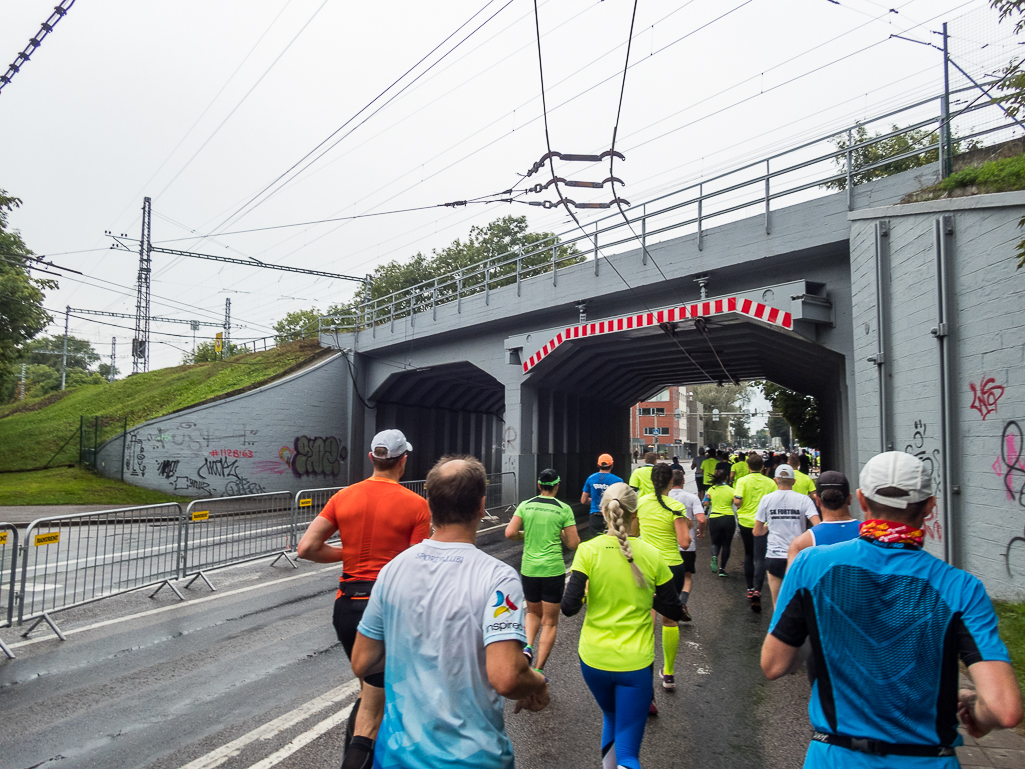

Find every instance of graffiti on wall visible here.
[125,432,146,477]
[290,436,345,478]
[252,446,294,475]
[502,426,518,453]
[995,421,1025,580]
[969,377,1005,421]
[905,419,942,541]
[157,460,179,479]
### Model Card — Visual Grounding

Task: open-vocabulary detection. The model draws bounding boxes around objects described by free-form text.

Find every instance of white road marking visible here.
[179,679,360,769]
[243,702,355,769]
[6,564,338,650]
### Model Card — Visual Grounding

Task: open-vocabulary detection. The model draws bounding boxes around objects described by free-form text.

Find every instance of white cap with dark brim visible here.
[371,429,413,459]
[859,451,933,509]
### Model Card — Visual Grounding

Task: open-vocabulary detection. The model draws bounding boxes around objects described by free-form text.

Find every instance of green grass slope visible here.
[0,339,328,472]
[0,466,191,506]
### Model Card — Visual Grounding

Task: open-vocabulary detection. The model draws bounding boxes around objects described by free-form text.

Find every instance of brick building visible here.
[630,386,702,460]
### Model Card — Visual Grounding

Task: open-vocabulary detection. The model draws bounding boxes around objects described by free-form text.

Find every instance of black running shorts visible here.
[668,562,687,592]
[679,550,696,574]
[765,557,788,578]
[522,574,565,604]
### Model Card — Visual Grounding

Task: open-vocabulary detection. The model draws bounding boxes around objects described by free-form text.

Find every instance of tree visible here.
[761,382,820,448]
[731,414,751,443]
[989,2,1025,267]
[327,216,583,318]
[767,415,791,450]
[691,383,751,446]
[754,428,769,449]
[273,307,322,341]
[24,335,100,372]
[182,338,243,364]
[0,190,54,399]
[825,125,946,191]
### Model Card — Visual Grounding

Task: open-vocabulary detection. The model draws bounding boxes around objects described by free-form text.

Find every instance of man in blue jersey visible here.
[761,452,1022,766]
[581,453,623,537]
[352,456,549,769]
[786,471,860,566]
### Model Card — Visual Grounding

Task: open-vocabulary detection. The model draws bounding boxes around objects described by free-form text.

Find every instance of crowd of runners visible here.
[297,430,1022,769]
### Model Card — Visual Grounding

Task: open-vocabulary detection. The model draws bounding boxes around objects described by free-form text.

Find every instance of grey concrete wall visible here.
[97,353,350,498]
[851,192,1025,599]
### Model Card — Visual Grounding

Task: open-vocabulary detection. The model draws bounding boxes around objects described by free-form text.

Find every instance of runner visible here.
[788,452,815,498]
[352,456,549,769]
[296,429,430,769]
[702,465,736,578]
[700,448,718,499]
[581,454,623,538]
[732,453,778,612]
[668,468,704,613]
[729,451,750,485]
[636,464,693,691]
[562,482,684,769]
[752,465,820,608]
[629,452,658,498]
[505,469,580,671]
[787,470,859,565]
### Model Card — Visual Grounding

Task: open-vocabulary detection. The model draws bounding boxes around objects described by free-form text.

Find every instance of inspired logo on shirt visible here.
[492,591,518,617]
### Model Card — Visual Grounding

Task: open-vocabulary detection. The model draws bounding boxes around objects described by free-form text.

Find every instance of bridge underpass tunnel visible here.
[369,362,506,482]
[514,311,850,502]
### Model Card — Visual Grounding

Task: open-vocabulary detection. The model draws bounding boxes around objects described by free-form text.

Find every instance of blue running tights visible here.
[580,661,653,769]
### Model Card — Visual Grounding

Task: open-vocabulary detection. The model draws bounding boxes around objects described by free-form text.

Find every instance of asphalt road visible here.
[0,497,811,769]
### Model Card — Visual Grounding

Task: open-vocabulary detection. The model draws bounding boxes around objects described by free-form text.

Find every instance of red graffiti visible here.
[970,377,1005,420]
[209,449,253,458]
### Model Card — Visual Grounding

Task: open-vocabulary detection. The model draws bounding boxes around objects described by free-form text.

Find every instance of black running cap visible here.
[816,471,850,496]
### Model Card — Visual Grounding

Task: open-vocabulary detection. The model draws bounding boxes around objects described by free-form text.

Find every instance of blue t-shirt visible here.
[770,538,1010,768]
[358,540,528,769]
[582,471,623,514]
[809,519,860,548]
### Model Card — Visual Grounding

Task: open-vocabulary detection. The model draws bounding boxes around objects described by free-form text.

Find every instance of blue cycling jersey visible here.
[809,519,860,548]
[770,537,1010,769]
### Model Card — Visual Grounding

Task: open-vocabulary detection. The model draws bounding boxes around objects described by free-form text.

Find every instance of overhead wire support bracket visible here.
[108,237,369,284]
[524,150,625,177]
[525,197,630,210]
[0,0,75,95]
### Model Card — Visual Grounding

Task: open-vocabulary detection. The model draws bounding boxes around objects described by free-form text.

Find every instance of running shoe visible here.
[522,645,534,666]
[709,555,718,573]
[649,699,659,716]
[660,669,676,691]
[750,591,762,613]
[679,603,692,622]
[718,569,727,578]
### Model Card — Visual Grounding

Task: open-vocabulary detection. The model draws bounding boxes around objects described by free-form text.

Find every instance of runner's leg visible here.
[753,534,767,593]
[536,601,560,670]
[580,661,618,766]
[718,517,735,572]
[738,525,755,590]
[612,667,654,769]
[525,600,542,649]
[767,573,783,608]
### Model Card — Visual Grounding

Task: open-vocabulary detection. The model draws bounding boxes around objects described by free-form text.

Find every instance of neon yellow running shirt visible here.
[732,460,749,481]
[628,465,654,498]
[704,483,736,517]
[733,472,777,528]
[701,458,718,484]
[793,469,814,497]
[570,535,673,671]
[636,492,687,566]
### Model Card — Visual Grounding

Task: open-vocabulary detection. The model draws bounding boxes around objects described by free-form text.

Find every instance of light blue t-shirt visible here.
[582,471,623,514]
[358,540,528,769]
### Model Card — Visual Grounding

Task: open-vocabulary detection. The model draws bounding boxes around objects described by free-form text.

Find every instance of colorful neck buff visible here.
[859,519,924,548]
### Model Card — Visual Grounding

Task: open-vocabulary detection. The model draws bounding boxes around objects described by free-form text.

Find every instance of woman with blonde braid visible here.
[562,483,684,769]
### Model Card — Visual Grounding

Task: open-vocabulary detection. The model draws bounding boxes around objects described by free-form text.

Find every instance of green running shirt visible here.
[701,458,718,484]
[570,535,673,671]
[628,465,654,498]
[705,483,737,517]
[731,460,749,481]
[513,496,576,578]
[793,469,814,497]
[733,472,777,527]
[636,492,687,566]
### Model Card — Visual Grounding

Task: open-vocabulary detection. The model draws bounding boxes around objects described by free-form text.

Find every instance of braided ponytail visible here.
[601,482,648,588]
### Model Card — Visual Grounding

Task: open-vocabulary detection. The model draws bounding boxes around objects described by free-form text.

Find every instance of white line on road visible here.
[6,564,339,650]
[179,679,360,769]
[243,702,355,769]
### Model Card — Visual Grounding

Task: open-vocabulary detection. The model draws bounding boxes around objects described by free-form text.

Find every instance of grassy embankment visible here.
[0,339,327,505]
[908,151,1025,201]
[994,601,1025,703]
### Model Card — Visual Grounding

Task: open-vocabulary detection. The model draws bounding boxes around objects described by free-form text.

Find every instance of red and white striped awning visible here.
[522,296,793,374]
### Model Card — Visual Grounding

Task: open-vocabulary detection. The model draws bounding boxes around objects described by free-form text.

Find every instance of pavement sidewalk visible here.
[0,504,139,526]
[956,672,1025,767]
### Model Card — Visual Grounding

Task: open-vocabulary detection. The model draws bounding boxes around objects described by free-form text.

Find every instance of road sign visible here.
[214,332,223,353]
[651,428,661,437]
[712,408,720,422]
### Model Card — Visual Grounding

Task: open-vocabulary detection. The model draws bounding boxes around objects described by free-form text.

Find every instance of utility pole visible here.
[191,320,199,357]
[109,337,116,382]
[19,363,26,400]
[61,305,69,390]
[941,22,953,179]
[223,298,231,360]
[133,197,152,374]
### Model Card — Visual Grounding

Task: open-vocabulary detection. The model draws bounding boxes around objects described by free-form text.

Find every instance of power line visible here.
[0,0,76,95]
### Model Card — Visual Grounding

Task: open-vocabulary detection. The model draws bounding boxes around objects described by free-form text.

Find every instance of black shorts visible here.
[333,593,371,659]
[668,562,687,592]
[522,574,565,604]
[679,550,696,574]
[765,557,788,578]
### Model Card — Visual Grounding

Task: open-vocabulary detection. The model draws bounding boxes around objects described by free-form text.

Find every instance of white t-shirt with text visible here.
[669,488,702,553]
[754,489,819,559]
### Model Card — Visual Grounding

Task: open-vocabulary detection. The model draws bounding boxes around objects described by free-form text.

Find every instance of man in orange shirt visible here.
[298,428,430,769]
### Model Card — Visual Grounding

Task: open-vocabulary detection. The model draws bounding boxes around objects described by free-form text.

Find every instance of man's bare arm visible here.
[761,633,807,679]
[788,530,813,568]
[486,639,548,705]
[297,516,343,562]
[351,632,386,679]
[960,660,1024,737]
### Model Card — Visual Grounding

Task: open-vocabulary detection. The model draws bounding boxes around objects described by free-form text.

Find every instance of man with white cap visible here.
[752,464,820,608]
[761,451,1022,767]
[298,428,430,769]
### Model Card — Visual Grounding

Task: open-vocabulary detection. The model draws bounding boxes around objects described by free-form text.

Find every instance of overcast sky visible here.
[0,0,1008,392]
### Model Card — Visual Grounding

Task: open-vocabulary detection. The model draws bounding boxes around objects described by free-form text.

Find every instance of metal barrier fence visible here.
[182,492,295,590]
[1,523,17,658]
[18,504,184,639]
[293,486,345,547]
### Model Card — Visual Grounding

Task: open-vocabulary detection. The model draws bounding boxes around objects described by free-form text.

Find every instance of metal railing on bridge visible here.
[1,470,518,645]
[317,82,1022,339]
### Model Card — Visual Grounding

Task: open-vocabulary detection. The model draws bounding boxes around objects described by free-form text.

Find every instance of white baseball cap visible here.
[774,464,795,480]
[371,429,412,459]
[859,451,933,509]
